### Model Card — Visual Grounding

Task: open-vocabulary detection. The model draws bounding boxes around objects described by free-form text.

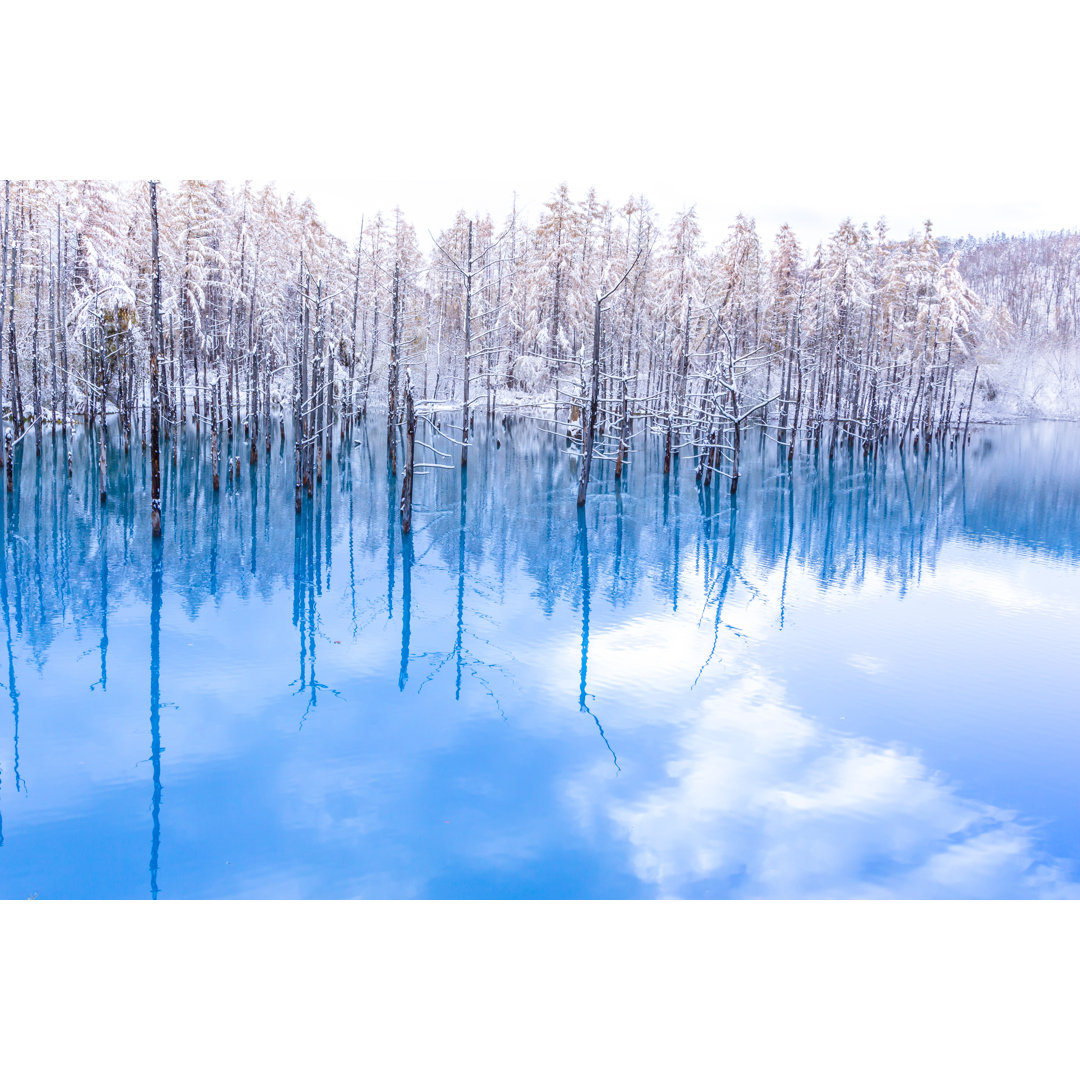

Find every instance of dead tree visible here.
[399,372,416,534]
[149,181,163,538]
[387,262,400,475]
[431,219,513,469]
[577,252,640,507]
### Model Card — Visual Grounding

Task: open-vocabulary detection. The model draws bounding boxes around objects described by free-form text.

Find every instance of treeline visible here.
[0,180,1073,521]
[943,230,1080,351]
[940,230,1080,414]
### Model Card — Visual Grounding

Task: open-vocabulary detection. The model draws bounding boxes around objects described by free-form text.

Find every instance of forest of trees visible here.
[1,180,1076,530]
[943,230,1080,411]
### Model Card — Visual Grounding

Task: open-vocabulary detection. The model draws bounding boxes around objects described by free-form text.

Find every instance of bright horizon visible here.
[277,176,1072,253]
[9,2,1077,250]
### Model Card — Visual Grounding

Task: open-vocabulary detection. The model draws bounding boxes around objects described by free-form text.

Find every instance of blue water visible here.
[0,416,1077,899]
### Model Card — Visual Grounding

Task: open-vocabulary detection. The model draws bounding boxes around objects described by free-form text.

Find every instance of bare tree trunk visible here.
[313,281,324,486]
[349,237,361,436]
[249,338,260,465]
[388,262,400,476]
[462,221,472,469]
[0,181,7,477]
[31,267,41,454]
[98,326,107,503]
[8,262,23,438]
[727,337,741,495]
[364,272,378,416]
[48,244,58,440]
[400,373,416,534]
[60,247,68,433]
[302,272,312,494]
[577,293,602,507]
[149,181,163,538]
[963,364,979,443]
[211,377,220,492]
[177,314,186,426]
[294,335,302,513]
[324,319,335,463]
[294,265,304,513]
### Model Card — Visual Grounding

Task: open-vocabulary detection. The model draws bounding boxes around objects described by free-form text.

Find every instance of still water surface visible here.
[0,417,1077,898]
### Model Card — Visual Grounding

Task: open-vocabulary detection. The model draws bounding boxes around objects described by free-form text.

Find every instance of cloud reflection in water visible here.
[583,669,1078,898]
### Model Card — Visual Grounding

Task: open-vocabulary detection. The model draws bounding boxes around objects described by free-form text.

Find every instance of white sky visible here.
[10,0,1079,249]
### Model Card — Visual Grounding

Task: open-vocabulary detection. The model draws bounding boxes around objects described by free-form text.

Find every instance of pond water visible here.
[0,415,1077,899]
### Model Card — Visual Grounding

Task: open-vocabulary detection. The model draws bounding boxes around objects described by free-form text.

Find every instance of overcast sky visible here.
[11,0,1078,249]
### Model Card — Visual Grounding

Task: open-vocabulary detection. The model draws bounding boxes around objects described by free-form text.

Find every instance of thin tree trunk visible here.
[462,221,472,469]
[577,293,602,507]
[400,373,416,534]
[388,262,400,476]
[149,181,163,538]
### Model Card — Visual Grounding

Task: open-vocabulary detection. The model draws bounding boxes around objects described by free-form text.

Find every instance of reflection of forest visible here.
[0,417,1077,678]
[0,416,1077,895]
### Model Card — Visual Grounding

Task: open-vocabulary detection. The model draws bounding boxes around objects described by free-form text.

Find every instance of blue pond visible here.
[0,416,1077,899]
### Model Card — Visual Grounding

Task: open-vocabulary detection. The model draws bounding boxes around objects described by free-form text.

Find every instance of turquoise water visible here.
[0,417,1077,899]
